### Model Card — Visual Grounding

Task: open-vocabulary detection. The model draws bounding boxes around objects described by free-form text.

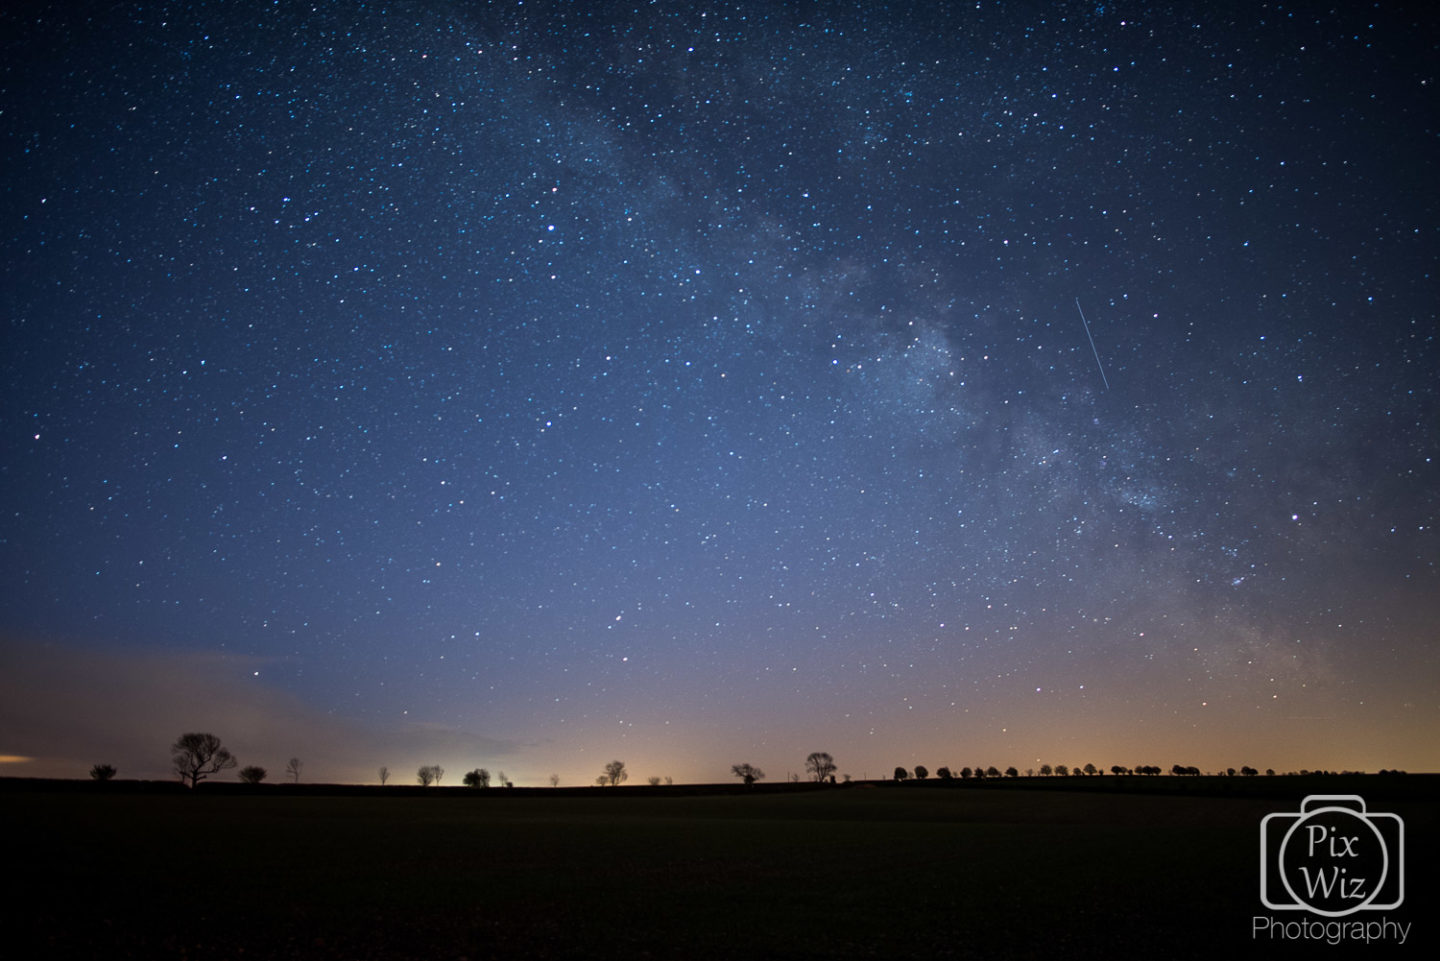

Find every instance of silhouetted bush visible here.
[731,763,764,785]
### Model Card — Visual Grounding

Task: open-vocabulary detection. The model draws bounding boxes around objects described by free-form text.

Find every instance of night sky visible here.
[2,2,1436,786]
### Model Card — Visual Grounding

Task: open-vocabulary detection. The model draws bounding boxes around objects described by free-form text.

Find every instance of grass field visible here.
[6,778,1434,959]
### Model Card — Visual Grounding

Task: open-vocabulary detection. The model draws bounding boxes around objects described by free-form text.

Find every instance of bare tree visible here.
[804,752,836,782]
[647,776,662,786]
[549,773,560,787]
[731,762,765,785]
[602,760,627,786]
[90,763,117,781]
[496,770,507,788]
[417,764,444,786]
[378,765,390,785]
[171,732,237,788]
[285,757,302,783]
[239,765,267,784]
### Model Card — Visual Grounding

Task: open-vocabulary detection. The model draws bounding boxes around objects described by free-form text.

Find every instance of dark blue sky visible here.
[3,1,1436,784]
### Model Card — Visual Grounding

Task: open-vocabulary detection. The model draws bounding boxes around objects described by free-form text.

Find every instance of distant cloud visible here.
[0,638,522,782]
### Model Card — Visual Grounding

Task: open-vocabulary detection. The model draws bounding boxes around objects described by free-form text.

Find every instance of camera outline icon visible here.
[1260,794,1404,917]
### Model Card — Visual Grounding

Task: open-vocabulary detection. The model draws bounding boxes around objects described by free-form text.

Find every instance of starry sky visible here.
[2,1,1436,786]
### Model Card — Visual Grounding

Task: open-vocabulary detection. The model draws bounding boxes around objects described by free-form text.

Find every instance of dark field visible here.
[6,778,1435,960]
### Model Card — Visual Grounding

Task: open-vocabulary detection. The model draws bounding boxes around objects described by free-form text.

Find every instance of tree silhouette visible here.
[378,766,390,785]
[1005,766,1019,778]
[913,765,929,780]
[804,752,836,782]
[171,732,237,788]
[1039,764,1053,776]
[238,765,267,784]
[893,766,909,782]
[1083,763,1098,776]
[1240,766,1258,777]
[603,760,627,786]
[647,776,663,786]
[731,763,765,785]
[89,763,117,781]
[463,768,491,788]
[936,766,952,780]
[417,764,444,786]
[959,767,972,779]
[285,757,302,783]
[1053,764,1069,777]
[549,773,560,787]
[1111,765,1128,776]
[985,766,1001,779]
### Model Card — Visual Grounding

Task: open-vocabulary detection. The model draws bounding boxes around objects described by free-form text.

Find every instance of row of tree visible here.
[883,763,1282,780]
[87,735,1389,788]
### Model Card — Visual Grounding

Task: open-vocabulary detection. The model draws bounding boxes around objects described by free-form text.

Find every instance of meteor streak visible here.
[1075,298,1110,390]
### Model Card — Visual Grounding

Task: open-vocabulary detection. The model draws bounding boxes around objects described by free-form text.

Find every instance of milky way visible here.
[2,2,1435,784]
